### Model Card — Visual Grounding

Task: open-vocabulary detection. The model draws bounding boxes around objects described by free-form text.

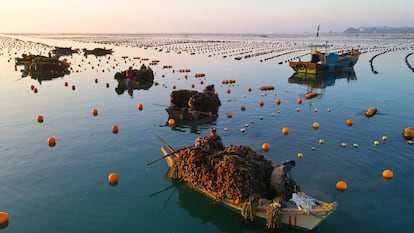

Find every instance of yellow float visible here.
[168,119,175,127]
[262,143,270,152]
[112,125,119,134]
[0,212,8,225]
[403,127,413,140]
[108,173,118,184]
[382,169,393,180]
[365,107,377,118]
[227,112,233,118]
[37,115,44,123]
[336,181,347,191]
[48,137,56,147]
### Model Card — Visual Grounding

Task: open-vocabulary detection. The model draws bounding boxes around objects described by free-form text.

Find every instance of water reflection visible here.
[288,69,357,96]
[114,65,154,97]
[162,182,314,233]
[165,115,217,134]
[16,55,71,84]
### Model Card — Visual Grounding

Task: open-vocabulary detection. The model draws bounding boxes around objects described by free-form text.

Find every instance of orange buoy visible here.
[346,119,353,126]
[226,88,231,94]
[403,126,413,140]
[48,137,56,147]
[312,122,319,129]
[200,80,204,85]
[191,83,195,88]
[259,100,264,107]
[382,169,394,180]
[275,98,281,105]
[282,127,289,135]
[241,104,246,111]
[168,119,175,127]
[108,173,118,184]
[297,98,303,104]
[137,103,143,111]
[262,143,270,152]
[247,87,252,92]
[227,112,233,118]
[71,85,76,90]
[336,181,347,191]
[0,212,8,225]
[37,115,44,123]
[112,125,119,134]
[92,108,98,116]
[365,107,377,118]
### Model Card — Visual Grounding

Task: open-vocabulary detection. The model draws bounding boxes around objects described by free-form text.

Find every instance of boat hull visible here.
[161,145,336,230]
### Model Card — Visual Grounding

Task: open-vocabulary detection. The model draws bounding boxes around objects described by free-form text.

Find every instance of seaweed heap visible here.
[170,90,198,107]
[169,85,221,114]
[168,145,274,203]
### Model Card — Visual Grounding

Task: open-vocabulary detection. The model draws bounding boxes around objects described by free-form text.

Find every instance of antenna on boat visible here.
[316,25,320,38]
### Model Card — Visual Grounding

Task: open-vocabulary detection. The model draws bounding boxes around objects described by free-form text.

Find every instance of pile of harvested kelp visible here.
[168,145,274,203]
[169,85,221,114]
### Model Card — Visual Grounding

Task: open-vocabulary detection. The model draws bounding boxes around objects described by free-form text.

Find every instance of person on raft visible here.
[270,160,300,204]
[187,96,198,120]
[195,127,224,151]
[208,127,223,149]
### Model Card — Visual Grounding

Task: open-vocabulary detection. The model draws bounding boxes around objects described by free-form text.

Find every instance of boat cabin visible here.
[310,44,330,64]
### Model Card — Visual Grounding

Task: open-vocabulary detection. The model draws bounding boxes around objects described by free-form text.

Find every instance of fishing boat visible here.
[160,144,337,230]
[289,44,360,74]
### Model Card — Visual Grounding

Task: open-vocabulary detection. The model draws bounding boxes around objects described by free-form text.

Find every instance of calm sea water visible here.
[1,34,413,233]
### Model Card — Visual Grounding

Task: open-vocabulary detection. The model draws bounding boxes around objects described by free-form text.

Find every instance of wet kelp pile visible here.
[167,85,221,120]
[167,145,286,229]
[168,145,274,203]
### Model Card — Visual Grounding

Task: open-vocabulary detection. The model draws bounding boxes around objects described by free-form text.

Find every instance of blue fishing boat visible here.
[289,44,361,74]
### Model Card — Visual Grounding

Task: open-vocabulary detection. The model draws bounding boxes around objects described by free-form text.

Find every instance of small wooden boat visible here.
[161,144,337,230]
[289,44,360,74]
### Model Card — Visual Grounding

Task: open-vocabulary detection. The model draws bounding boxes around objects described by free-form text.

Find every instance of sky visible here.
[0,0,413,34]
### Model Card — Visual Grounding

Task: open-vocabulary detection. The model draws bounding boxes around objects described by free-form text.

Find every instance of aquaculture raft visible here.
[161,144,337,230]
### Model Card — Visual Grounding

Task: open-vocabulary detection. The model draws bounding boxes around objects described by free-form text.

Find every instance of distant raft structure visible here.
[259,85,275,91]
[15,54,70,82]
[114,64,154,95]
[83,47,113,57]
[166,84,221,120]
[51,46,79,57]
